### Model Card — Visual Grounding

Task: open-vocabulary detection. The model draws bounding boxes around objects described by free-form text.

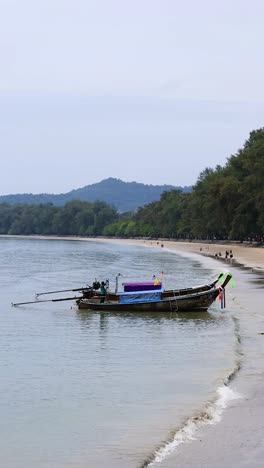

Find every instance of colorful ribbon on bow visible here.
[218,286,226,309]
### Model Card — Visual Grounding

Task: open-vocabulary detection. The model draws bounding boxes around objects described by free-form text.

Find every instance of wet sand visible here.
[159,262,264,468]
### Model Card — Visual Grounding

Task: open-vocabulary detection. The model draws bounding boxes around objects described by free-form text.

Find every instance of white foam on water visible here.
[148,418,197,466]
[208,385,242,424]
[148,385,242,466]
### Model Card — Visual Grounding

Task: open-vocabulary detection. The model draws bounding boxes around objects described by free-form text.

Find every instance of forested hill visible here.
[0,178,191,212]
[0,129,263,240]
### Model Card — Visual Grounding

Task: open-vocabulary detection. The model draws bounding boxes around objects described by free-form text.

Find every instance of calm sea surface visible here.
[0,237,237,468]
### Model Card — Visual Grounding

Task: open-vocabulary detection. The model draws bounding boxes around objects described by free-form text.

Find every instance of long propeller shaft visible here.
[12,295,82,307]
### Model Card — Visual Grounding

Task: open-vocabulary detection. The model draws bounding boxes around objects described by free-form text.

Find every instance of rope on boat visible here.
[169,291,178,312]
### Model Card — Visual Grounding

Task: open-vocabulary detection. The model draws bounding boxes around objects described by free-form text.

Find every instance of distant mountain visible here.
[0,178,192,212]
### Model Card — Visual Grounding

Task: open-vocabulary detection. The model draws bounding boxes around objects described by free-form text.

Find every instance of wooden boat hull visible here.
[78,281,229,312]
[80,272,225,303]
[162,282,218,298]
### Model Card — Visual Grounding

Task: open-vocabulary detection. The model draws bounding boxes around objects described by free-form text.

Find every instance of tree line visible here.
[0,200,118,236]
[103,128,264,242]
[0,128,263,241]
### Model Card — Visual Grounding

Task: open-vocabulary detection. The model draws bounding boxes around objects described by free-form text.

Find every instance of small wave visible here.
[206,385,242,425]
[141,384,242,467]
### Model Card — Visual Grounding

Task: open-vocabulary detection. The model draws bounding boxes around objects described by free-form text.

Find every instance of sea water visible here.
[0,237,238,468]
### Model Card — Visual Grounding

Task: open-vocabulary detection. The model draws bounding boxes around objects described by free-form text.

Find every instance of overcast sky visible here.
[0,0,263,195]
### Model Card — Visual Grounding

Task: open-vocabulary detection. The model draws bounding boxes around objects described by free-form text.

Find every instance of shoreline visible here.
[123,239,263,467]
[94,237,264,272]
[109,238,264,467]
[104,238,263,467]
[1,235,263,271]
[2,235,264,466]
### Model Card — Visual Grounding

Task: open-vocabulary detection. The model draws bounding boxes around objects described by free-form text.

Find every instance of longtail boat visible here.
[78,271,224,302]
[77,273,232,312]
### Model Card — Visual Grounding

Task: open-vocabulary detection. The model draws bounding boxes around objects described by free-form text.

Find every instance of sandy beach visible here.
[157,242,264,467]
[93,237,264,271]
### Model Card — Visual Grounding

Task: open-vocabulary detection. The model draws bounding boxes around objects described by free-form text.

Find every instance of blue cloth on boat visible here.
[118,289,163,303]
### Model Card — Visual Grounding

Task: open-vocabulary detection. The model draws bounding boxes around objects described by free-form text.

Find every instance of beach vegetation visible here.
[0,128,263,242]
